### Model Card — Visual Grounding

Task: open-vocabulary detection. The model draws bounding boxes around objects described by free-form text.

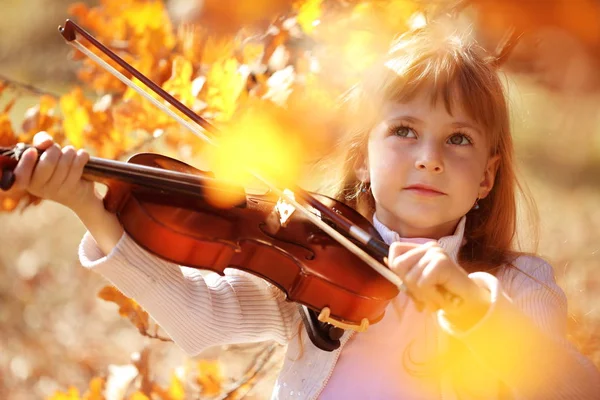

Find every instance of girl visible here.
[6,25,600,399]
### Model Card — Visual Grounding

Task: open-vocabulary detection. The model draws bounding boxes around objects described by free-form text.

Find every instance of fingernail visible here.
[34,131,52,145]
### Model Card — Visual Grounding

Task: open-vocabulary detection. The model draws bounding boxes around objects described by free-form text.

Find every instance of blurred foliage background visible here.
[1,0,599,399]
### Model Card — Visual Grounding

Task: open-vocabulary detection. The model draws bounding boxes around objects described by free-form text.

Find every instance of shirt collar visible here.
[372,214,467,262]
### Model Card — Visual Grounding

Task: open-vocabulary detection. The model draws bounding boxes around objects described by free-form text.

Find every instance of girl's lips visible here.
[404,185,446,196]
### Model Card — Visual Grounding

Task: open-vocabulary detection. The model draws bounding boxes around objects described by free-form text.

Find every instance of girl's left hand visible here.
[388,241,491,327]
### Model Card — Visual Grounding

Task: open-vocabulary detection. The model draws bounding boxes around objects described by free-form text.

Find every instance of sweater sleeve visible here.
[437,255,600,399]
[78,231,300,356]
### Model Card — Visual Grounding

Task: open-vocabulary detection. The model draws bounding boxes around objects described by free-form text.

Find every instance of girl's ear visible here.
[479,154,501,199]
[353,153,370,182]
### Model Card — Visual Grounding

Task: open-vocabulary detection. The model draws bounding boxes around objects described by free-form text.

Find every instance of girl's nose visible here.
[414,146,444,173]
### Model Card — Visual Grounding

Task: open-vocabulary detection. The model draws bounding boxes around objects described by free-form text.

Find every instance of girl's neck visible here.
[374,210,462,240]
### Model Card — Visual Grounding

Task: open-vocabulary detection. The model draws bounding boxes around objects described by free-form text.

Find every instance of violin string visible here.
[64,33,410,294]
[85,158,242,195]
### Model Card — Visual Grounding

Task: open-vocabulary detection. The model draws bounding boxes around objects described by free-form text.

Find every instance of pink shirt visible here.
[319,220,457,399]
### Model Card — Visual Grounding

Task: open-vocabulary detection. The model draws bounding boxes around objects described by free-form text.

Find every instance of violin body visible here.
[109,153,399,327]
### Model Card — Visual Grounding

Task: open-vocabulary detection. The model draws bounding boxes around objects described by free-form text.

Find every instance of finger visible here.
[29,144,61,193]
[388,241,421,262]
[61,149,89,190]
[389,241,437,278]
[390,245,434,310]
[12,147,40,191]
[43,146,77,194]
[415,260,448,312]
[32,131,55,149]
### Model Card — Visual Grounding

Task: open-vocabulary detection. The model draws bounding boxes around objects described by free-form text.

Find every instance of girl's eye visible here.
[392,126,416,138]
[448,133,472,146]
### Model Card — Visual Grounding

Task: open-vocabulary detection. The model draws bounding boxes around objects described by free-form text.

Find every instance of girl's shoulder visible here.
[496,253,566,302]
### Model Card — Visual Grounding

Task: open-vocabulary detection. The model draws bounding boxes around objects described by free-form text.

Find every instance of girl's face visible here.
[357,90,500,239]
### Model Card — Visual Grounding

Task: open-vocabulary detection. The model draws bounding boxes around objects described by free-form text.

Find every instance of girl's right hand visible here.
[8,131,98,214]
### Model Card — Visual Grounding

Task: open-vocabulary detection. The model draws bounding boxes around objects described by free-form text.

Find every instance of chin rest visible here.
[298,305,345,352]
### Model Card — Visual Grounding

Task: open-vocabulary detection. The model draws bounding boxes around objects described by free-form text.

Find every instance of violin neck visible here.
[82,157,213,197]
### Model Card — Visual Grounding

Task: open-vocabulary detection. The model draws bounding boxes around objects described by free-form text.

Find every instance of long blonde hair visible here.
[315,23,539,272]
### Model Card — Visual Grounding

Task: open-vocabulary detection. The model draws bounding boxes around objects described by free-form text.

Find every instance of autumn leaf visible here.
[161,56,196,111]
[167,372,185,400]
[196,360,223,396]
[97,286,150,334]
[22,95,60,139]
[0,108,44,212]
[46,375,105,399]
[128,392,150,400]
[69,0,175,95]
[59,88,92,148]
[186,0,294,35]
[83,377,105,400]
[201,35,237,66]
[295,0,323,34]
[0,111,16,146]
[240,42,265,66]
[47,387,82,400]
[202,57,248,121]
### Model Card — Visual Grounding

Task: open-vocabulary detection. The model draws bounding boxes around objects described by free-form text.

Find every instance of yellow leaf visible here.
[202,35,237,65]
[59,88,91,148]
[162,56,196,111]
[128,392,150,400]
[0,112,16,146]
[241,42,265,65]
[203,57,247,121]
[83,377,105,400]
[196,360,223,396]
[98,286,150,333]
[167,372,185,400]
[47,387,81,400]
[295,0,323,34]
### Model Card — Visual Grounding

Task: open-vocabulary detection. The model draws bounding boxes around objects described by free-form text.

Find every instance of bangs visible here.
[364,35,506,153]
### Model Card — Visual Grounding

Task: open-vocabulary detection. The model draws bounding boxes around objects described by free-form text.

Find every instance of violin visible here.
[0,20,461,352]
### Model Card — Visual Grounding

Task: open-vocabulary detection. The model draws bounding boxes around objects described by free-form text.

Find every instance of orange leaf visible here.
[47,387,81,400]
[167,372,185,400]
[295,0,323,34]
[127,392,150,400]
[203,57,247,121]
[98,286,150,334]
[0,112,16,146]
[59,88,92,148]
[22,95,59,136]
[162,56,196,111]
[196,360,223,396]
[202,35,236,65]
[83,377,105,400]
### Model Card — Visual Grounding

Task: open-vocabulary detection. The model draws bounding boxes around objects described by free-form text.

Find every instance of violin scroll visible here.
[0,144,29,191]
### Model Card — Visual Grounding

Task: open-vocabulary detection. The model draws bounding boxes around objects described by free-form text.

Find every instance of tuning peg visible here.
[0,169,15,191]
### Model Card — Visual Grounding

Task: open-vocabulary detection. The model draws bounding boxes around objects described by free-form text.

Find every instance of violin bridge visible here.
[264,189,296,234]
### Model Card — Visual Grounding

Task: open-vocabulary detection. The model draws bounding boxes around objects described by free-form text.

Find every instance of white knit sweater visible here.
[78,216,600,399]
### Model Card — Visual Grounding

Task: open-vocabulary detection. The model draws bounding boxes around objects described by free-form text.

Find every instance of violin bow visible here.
[58,20,461,308]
